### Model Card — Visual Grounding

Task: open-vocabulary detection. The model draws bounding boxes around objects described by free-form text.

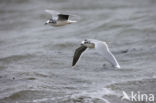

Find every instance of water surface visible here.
[0,0,156,103]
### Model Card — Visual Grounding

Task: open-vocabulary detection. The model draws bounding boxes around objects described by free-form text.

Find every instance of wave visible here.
[0,54,34,64]
[31,88,117,103]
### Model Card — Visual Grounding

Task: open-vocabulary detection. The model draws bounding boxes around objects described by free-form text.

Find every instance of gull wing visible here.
[45,10,59,20]
[95,41,120,68]
[45,10,80,21]
[72,45,87,66]
[45,10,60,16]
[58,14,69,21]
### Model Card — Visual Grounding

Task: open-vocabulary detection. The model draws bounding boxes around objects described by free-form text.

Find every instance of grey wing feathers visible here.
[72,45,87,66]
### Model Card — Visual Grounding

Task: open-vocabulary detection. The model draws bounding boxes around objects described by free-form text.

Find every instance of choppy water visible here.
[0,0,156,103]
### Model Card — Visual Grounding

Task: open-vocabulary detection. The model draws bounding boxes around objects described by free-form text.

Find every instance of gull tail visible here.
[68,20,77,23]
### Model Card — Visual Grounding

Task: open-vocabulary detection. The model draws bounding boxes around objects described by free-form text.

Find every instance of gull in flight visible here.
[44,10,77,26]
[72,39,121,68]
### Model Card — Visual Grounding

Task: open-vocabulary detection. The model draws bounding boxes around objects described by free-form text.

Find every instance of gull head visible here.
[81,39,95,48]
[45,19,56,25]
[45,19,50,25]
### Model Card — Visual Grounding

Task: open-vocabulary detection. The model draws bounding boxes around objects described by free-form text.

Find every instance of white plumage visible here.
[72,39,121,68]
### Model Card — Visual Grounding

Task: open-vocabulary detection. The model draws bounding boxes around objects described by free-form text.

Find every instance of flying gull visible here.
[44,10,77,26]
[72,39,121,68]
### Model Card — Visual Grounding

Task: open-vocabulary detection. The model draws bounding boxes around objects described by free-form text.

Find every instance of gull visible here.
[44,10,77,26]
[72,39,121,68]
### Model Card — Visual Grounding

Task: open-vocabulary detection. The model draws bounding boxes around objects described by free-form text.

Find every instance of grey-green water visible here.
[0,0,156,103]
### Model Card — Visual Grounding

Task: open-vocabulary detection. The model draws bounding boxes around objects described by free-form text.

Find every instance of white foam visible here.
[32,96,69,103]
[71,88,117,103]
[30,88,118,103]
[32,98,49,103]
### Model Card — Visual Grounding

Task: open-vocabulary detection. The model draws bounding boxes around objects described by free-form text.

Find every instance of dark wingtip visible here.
[72,45,87,67]
[72,62,76,67]
[72,58,76,66]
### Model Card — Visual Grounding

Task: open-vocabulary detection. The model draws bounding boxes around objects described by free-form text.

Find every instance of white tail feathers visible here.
[68,20,77,23]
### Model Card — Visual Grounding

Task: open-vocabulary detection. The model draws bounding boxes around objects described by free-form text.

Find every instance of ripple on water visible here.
[0,90,52,103]
[0,54,34,64]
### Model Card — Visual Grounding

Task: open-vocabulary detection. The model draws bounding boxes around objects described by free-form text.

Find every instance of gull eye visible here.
[83,39,90,44]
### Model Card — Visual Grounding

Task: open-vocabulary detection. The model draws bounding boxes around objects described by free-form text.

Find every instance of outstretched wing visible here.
[95,41,120,68]
[45,10,60,16]
[45,10,59,20]
[72,45,87,66]
[58,14,69,21]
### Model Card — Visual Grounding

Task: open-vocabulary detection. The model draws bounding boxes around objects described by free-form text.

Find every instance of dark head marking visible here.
[49,19,56,24]
[84,39,90,44]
